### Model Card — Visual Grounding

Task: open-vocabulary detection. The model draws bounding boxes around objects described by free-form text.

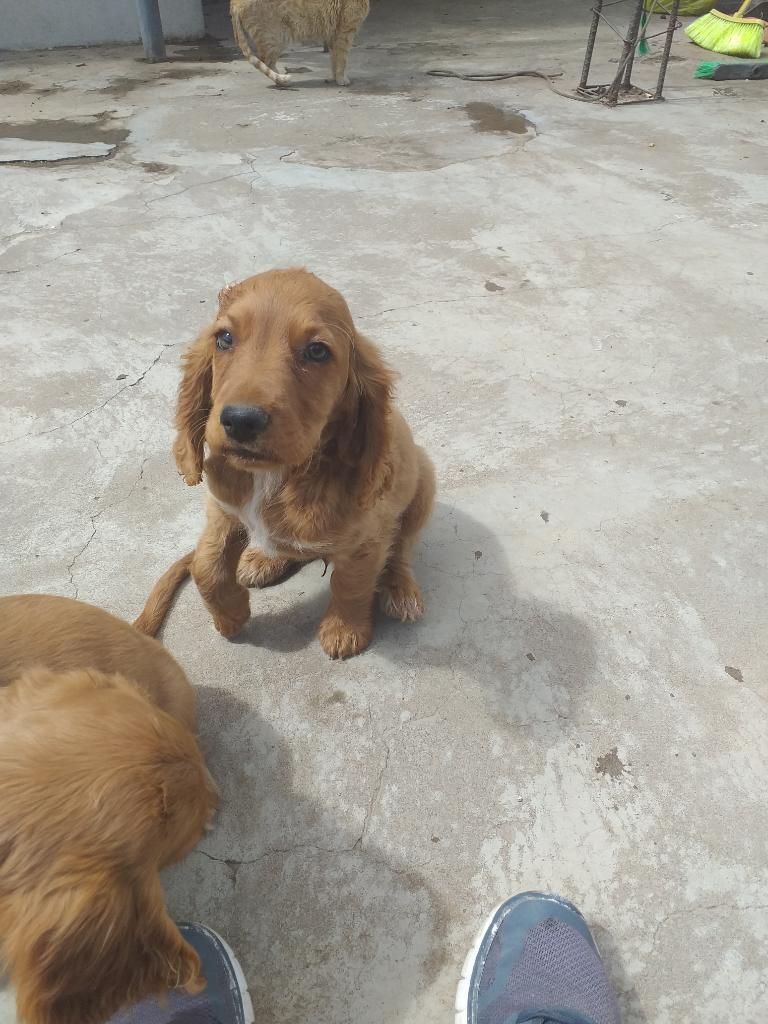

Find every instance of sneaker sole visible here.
[454,900,505,1024]
[194,924,256,1024]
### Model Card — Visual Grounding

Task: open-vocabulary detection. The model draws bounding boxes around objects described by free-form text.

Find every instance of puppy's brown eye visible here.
[304,341,330,363]
[215,330,234,351]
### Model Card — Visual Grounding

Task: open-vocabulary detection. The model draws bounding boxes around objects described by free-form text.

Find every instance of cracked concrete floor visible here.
[1,0,768,1020]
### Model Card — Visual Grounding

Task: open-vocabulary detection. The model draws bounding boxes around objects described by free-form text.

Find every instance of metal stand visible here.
[579,0,681,105]
[135,0,167,62]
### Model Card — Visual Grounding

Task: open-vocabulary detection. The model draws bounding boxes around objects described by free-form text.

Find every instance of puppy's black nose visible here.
[220,405,271,443]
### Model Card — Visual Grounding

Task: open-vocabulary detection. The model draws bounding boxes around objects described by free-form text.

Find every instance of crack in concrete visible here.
[358,294,488,321]
[355,738,391,850]
[648,901,768,957]
[142,168,254,209]
[196,730,394,872]
[194,838,360,876]
[1,246,81,276]
[0,350,163,447]
[66,523,98,600]
[66,454,150,598]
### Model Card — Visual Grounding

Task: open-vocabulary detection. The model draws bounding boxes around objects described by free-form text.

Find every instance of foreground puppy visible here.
[230,0,370,86]
[0,595,217,1024]
[155,268,435,659]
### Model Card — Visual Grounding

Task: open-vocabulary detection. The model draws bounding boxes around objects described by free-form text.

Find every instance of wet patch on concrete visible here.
[0,139,115,163]
[462,101,536,135]
[0,112,127,164]
[0,114,128,146]
[352,80,410,94]
[167,35,239,62]
[595,747,627,780]
[0,80,31,95]
[464,102,534,135]
[160,67,223,82]
[140,161,177,174]
[96,66,223,98]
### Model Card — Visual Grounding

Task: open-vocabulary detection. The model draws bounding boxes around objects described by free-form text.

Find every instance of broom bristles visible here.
[685,9,766,59]
[694,59,721,76]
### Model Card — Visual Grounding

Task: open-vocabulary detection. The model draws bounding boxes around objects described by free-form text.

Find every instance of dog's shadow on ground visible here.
[164,685,446,1024]
[235,500,596,727]
[381,500,597,726]
[592,925,650,1024]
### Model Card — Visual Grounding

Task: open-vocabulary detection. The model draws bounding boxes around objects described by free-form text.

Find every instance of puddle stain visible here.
[595,747,627,780]
[140,161,176,174]
[166,35,239,62]
[96,66,223,98]
[0,115,128,146]
[0,81,31,95]
[464,102,534,135]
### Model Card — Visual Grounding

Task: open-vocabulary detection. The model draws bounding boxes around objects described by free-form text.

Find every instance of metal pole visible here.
[134,0,166,62]
[606,0,645,104]
[654,0,681,99]
[622,0,646,88]
[579,0,604,90]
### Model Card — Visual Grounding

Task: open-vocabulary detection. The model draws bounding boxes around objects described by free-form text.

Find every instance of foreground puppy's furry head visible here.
[0,668,218,1024]
[174,267,394,508]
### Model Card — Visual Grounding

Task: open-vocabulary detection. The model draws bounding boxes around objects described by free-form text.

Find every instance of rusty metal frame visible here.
[578,0,682,105]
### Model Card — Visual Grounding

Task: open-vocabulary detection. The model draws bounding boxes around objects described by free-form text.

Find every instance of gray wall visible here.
[0,0,204,49]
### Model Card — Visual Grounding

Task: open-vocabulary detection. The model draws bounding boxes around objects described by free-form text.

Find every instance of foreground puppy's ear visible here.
[173,333,213,486]
[347,333,396,509]
[7,870,202,1024]
[217,281,241,308]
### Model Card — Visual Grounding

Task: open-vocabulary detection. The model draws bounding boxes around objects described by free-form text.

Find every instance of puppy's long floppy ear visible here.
[6,869,202,1024]
[342,332,396,510]
[173,332,213,485]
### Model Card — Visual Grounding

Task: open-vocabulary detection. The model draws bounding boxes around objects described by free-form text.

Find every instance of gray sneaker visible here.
[110,924,254,1024]
[456,892,621,1024]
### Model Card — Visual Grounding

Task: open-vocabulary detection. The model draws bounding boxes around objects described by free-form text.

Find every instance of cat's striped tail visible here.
[231,10,291,87]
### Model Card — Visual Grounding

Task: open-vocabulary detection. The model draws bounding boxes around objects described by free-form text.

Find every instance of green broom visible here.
[638,1,718,58]
[686,0,767,58]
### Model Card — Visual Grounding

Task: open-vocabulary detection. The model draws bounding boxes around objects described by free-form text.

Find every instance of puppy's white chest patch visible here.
[213,471,284,557]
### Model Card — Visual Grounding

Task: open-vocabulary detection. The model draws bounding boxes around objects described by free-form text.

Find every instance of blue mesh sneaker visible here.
[456,892,621,1024]
[110,924,254,1024]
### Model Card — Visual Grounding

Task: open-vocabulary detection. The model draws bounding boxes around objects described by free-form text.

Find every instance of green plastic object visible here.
[695,58,768,75]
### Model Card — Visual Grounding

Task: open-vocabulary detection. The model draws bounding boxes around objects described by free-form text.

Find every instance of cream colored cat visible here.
[230,0,370,87]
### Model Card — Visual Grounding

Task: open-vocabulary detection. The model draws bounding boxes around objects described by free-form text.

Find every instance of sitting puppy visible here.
[230,0,370,87]
[0,595,218,1024]
[158,268,435,660]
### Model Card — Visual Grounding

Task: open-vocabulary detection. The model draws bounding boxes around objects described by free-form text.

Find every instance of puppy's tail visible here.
[231,9,291,87]
[133,552,193,637]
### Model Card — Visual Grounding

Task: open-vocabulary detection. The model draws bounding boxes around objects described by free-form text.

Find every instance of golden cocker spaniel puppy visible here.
[147,268,435,659]
[0,594,217,1024]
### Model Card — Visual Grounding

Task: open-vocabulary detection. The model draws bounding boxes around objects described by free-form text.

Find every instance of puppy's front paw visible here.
[379,575,424,622]
[318,614,371,659]
[237,549,295,588]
